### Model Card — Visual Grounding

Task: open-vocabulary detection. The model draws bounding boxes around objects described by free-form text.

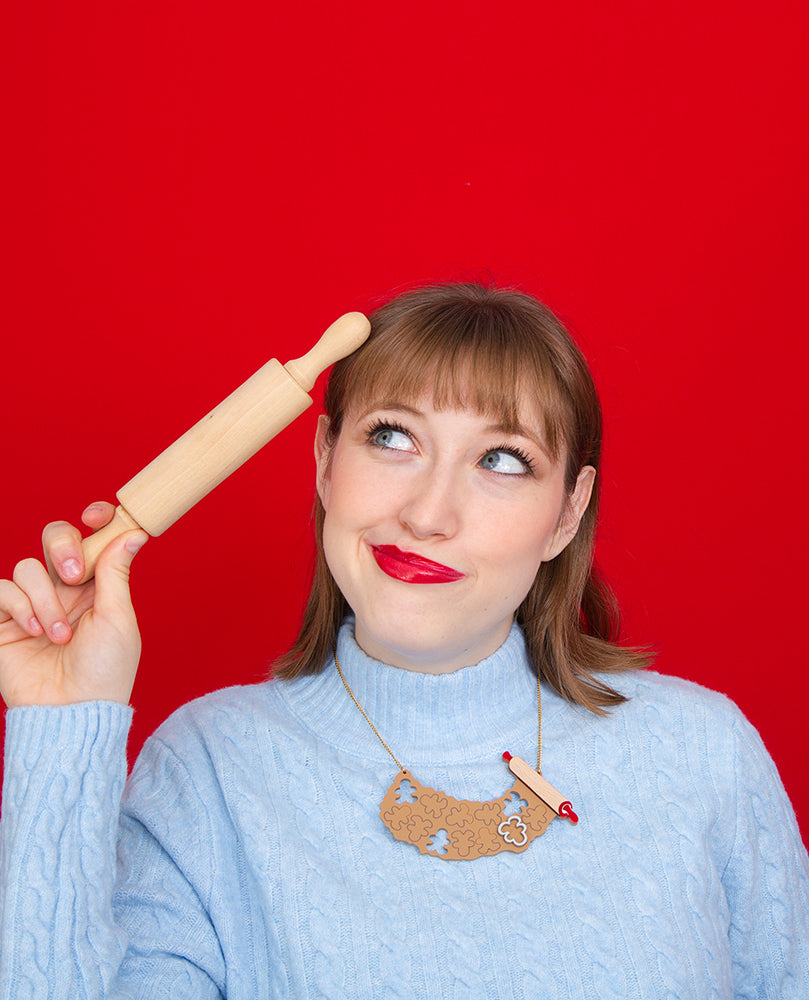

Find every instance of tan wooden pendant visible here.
[380,762,562,861]
[334,654,577,860]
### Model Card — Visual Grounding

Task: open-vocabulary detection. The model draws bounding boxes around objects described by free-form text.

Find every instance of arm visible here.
[721,711,809,998]
[0,702,132,997]
[0,704,226,999]
[0,507,223,998]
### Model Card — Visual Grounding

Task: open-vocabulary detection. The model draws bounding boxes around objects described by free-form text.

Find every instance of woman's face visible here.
[315,397,594,674]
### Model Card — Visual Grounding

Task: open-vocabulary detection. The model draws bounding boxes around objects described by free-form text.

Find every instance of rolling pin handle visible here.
[77,505,145,584]
[284,312,371,391]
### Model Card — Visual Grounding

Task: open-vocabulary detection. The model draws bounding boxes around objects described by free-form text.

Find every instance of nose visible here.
[399,467,461,539]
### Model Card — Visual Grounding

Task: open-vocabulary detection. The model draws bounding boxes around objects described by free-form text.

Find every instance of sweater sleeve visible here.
[0,704,224,1000]
[719,708,809,998]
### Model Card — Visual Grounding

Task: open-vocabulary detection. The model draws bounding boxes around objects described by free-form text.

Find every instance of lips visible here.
[371,545,465,584]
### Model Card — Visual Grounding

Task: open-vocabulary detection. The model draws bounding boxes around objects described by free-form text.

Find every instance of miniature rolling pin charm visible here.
[77,311,371,583]
[502,752,579,823]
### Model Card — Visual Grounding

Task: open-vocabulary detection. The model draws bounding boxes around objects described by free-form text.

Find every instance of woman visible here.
[1,283,807,998]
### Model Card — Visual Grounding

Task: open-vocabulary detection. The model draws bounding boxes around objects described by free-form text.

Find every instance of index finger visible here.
[80,501,116,531]
[42,519,86,584]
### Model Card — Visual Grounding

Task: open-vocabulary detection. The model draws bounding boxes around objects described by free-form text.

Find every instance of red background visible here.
[2,1,807,844]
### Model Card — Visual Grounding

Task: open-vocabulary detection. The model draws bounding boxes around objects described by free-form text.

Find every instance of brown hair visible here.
[274,282,649,712]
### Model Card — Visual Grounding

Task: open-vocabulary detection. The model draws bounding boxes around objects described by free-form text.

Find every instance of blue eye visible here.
[480,449,531,475]
[368,423,414,452]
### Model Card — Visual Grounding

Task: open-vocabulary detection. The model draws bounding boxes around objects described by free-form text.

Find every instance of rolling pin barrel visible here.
[117,356,312,537]
[78,311,370,582]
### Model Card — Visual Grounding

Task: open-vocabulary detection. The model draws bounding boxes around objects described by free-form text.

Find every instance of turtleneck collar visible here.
[277,618,566,768]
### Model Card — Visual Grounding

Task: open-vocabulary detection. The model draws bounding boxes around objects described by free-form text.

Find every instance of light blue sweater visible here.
[2,621,808,998]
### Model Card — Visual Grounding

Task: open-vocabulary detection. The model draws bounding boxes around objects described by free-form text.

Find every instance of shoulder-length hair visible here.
[273,282,649,713]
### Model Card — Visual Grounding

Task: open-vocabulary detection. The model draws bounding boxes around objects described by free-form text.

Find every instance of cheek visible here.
[499,540,545,590]
[327,449,406,526]
[489,529,553,612]
[476,499,563,578]
[321,503,361,609]
[320,514,342,585]
[319,457,392,575]
[320,449,359,517]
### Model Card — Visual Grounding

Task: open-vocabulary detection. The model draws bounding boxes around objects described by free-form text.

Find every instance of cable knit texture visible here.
[2,621,808,998]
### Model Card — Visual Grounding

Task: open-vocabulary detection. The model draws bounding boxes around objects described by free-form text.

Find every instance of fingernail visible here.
[51,621,70,640]
[125,534,147,555]
[28,617,43,635]
[61,558,82,580]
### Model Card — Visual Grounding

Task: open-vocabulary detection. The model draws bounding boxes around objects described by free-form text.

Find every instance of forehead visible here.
[349,393,551,450]
[341,345,567,460]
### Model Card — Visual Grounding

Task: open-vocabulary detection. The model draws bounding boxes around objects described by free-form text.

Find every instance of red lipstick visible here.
[371,545,464,584]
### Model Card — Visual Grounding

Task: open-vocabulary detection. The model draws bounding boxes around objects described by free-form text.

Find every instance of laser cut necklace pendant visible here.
[335,654,578,861]
[380,768,549,859]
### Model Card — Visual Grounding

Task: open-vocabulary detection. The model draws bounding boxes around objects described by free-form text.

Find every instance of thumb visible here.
[92,530,149,621]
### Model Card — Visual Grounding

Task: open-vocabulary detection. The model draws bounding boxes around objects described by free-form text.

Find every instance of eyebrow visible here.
[481,421,551,458]
[357,401,422,418]
[356,402,552,459]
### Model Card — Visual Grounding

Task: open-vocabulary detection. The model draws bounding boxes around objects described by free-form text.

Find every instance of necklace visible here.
[335,654,578,861]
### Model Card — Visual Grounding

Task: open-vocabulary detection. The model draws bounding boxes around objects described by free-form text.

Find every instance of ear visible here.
[314,414,333,508]
[542,466,596,561]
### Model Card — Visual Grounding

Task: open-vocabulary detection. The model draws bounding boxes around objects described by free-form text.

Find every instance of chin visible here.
[353,610,509,674]
[354,613,449,664]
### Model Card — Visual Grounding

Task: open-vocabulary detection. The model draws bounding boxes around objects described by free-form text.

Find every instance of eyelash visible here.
[487,443,536,476]
[364,420,536,476]
[365,419,413,449]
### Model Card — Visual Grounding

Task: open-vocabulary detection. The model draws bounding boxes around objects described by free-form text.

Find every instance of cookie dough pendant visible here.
[334,653,578,861]
[379,754,577,860]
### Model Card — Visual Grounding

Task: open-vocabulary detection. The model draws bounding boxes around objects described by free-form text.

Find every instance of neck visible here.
[353,617,515,675]
[279,619,561,770]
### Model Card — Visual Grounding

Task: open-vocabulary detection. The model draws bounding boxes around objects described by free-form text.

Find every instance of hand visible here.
[0,502,148,708]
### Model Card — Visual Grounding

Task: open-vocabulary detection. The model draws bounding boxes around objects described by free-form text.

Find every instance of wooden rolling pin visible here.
[77,311,370,583]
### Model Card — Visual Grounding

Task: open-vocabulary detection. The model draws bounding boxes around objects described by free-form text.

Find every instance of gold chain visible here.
[334,654,543,774]
[335,655,405,771]
[536,671,542,774]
